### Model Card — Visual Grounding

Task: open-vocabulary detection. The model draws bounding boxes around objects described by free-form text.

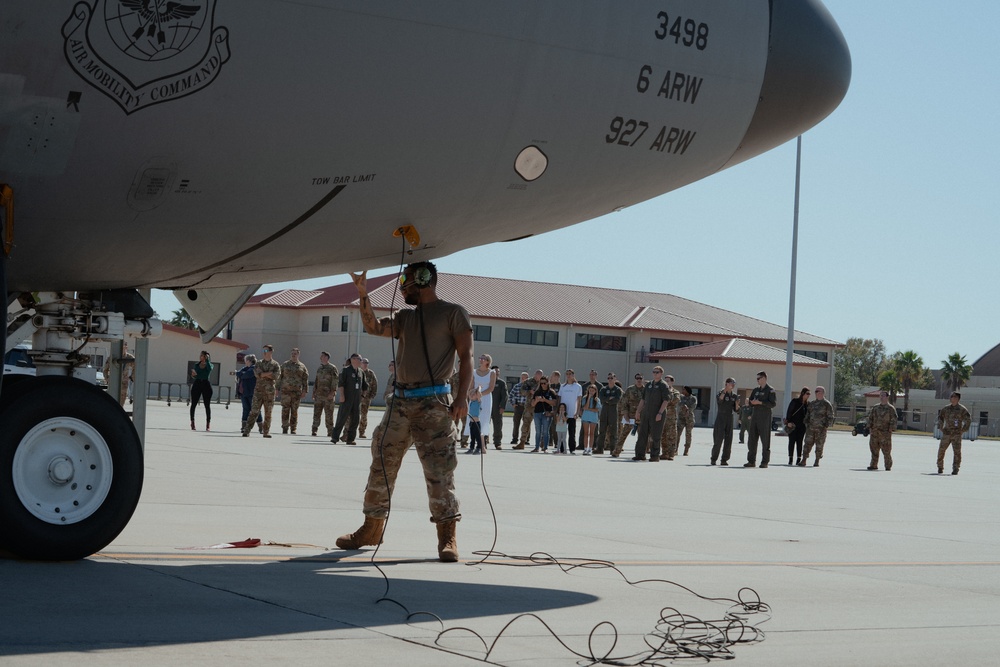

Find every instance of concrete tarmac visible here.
[2,403,998,665]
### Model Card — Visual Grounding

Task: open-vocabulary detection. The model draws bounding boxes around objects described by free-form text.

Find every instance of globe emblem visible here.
[104,1,207,62]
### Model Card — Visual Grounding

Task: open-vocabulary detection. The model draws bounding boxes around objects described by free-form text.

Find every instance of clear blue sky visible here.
[152,1,999,370]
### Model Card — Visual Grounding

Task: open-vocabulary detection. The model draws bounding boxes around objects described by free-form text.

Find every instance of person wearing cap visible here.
[278,347,309,435]
[634,367,671,461]
[242,344,282,438]
[595,373,623,454]
[798,386,835,467]
[612,373,645,457]
[935,391,971,475]
[711,378,739,465]
[744,371,777,467]
[311,351,338,437]
[357,357,378,439]
[508,371,530,448]
[335,261,473,562]
[866,390,897,471]
[330,353,368,445]
[657,373,682,460]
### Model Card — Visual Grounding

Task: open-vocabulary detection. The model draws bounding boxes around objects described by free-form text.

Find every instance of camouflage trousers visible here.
[361,395,461,523]
[312,396,334,436]
[677,413,694,449]
[612,416,637,456]
[519,411,533,446]
[801,426,829,462]
[869,431,892,469]
[245,389,275,436]
[937,433,962,472]
[280,393,302,432]
[359,396,373,437]
[660,415,679,458]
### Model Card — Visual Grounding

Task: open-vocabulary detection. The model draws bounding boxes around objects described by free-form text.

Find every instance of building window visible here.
[912,408,921,423]
[505,327,558,347]
[794,349,829,362]
[341,315,349,332]
[321,316,329,332]
[980,411,989,427]
[473,325,492,342]
[575,333,627,352]
[649,338,701,353]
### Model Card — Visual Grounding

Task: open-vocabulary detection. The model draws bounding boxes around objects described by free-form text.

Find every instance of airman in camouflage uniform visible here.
[103,342,134,406]
[936,392,972,475]
[518,370,544,447]
[612,373,645,457]
[244,345,281,438]
[658,374,682,459]
[676,386,697,455]
[798,386,835,466]
[279,348,309,434]
[311,351,338,437]
[867,390,897,471]
[358,358,378,438]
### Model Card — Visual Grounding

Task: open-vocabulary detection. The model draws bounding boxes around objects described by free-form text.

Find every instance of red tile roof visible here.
[650,338,828,366]
[162,323,249,349]
[245,273,839,347]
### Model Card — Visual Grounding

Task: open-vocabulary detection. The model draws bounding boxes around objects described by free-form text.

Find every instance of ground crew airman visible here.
[798,386,835,467]
[311,351,338,437]
[358,358,378,438]
[936,392,971,475]
[518,370,543,447]
[635,367,671,461]
[612,373,644,457]
[243,344,281,438]
[103,341,134,407]
[595,373,623,454]
[279,347,309,434]
[677,386,697,455]
[745,371,776,468]
[658,374,682,460]
[867,390,897,470]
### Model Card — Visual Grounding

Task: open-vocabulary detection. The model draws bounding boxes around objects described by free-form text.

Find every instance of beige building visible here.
[231,273,840,422]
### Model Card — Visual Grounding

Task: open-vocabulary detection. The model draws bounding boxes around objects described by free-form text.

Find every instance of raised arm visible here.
[351,271,394,337]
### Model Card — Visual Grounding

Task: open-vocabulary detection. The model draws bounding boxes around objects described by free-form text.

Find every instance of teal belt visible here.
[395,384,450,399]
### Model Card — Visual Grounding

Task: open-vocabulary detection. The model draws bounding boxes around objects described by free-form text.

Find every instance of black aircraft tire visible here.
[0,377,143,560]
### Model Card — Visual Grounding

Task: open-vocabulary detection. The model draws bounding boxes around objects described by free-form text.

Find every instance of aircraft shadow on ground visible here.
[0,555,597,655]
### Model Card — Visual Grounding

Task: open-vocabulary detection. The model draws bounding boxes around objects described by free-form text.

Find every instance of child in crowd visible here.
[466,385,484,455]
[553,403,569,454]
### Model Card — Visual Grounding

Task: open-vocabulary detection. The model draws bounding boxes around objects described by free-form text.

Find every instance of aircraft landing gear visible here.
[0,376,143,560]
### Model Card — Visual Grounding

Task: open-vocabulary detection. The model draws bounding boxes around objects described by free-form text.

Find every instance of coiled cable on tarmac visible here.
[356,237,769,664]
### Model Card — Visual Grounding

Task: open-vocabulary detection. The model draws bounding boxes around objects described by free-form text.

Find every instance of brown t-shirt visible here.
[384,299,472,387]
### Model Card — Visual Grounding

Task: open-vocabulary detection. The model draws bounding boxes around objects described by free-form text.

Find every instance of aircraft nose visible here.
[724,0,851,167]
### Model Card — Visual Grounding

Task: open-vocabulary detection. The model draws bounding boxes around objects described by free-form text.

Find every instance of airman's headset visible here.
[410,262,435,288]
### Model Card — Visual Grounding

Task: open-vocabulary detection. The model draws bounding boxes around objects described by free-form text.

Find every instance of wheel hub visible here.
[12,417,114,525]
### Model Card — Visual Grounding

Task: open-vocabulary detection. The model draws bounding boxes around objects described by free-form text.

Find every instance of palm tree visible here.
[940,353,973,394]
[878,368,901,404]
[894,350,924,427]
[169,307,197,330]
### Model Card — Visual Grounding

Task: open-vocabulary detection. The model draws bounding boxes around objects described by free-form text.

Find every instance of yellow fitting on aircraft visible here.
[0,184,12,257]
[393,224,420,249]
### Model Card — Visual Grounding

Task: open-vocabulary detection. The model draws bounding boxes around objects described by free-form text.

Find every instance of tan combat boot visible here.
[436,520,459,562]
[335,516,385,550]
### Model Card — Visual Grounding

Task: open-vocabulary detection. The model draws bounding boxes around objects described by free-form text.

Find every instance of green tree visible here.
[834,337,889,406]
[169,307,197,330]
[894,350,924,427]
[940,353,973,393]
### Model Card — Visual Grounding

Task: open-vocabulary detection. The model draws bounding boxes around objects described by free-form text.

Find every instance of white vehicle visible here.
[0,0,850,560]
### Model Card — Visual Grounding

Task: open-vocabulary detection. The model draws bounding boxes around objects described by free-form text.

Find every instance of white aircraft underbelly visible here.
[0,0,849,293]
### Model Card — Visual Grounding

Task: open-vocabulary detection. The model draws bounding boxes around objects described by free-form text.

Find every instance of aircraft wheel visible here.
[0,377,143,560]
[851,428,857,436]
